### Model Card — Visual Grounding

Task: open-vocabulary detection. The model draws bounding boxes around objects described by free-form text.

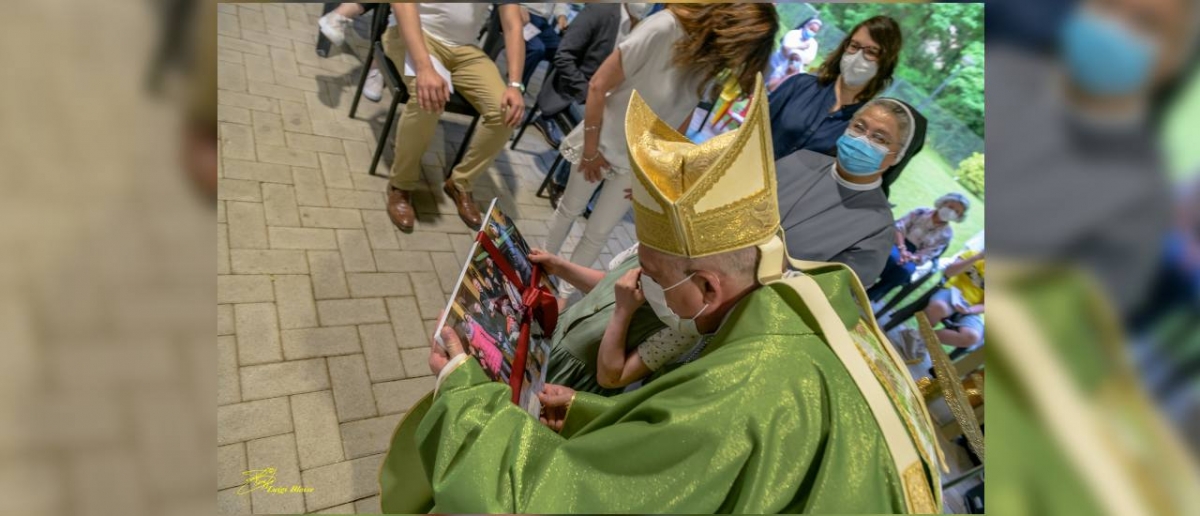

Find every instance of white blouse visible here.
[560,10,704,173]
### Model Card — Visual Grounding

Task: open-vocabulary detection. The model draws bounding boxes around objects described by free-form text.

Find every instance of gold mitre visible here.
[625,73,778,258]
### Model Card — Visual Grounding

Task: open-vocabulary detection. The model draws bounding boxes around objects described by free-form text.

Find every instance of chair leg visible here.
[537,154,564,198]
[583,179,604,219]
[882,287,940,333]
[349,46,377,119]
[510,106,540,150]
[877,272,933,318]
[448,116,481,177]
[315,3,338,58]
[369,95,401,178]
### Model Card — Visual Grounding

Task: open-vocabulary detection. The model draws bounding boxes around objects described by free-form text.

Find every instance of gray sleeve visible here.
[829,224,894,287]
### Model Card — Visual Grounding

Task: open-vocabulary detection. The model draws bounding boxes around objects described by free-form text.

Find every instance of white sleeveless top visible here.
[560,10,704,174]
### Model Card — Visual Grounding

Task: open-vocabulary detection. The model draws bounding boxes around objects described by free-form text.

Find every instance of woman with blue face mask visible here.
[774,98,928,286]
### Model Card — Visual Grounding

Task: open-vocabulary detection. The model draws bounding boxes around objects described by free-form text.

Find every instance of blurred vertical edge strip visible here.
[0,0,216,515]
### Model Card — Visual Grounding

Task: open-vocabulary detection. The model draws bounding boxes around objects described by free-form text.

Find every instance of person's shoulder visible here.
[641,8,682,33]
[777,148,833,170]
[774,73,822,94]
[908,206,933,217]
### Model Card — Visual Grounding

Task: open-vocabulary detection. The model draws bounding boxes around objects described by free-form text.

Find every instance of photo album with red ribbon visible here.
[433,199,558,416]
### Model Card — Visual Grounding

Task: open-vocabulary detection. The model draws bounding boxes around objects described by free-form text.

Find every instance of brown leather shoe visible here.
[386,186,415,232]
[443,180,482,230]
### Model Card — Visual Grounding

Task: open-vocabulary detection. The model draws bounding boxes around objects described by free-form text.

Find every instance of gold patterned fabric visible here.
[626,74,779,258]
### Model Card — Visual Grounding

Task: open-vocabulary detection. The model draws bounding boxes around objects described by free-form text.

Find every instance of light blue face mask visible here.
[1061,9,1159,96]
[836,133,889,176]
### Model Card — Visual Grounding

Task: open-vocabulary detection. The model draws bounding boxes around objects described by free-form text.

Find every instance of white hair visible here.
[935,192,971,216]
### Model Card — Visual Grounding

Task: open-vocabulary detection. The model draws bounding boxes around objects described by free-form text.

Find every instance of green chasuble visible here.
[987,266,1200,516]
[380,266,941,513]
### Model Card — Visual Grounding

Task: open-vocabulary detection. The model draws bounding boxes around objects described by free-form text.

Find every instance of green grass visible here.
[887,148,985,257]
[1165,69,1200,181]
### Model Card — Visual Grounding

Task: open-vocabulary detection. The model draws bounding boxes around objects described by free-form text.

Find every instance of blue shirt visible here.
[768,74,863,160]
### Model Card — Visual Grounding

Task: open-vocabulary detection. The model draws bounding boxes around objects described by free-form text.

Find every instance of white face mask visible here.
[937,206,960,223]
[640,273,710,338]
[840,50,878,87]
[625,3,651,21]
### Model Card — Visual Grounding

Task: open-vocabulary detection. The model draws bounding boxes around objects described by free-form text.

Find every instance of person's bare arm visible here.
[497,4,526,127]
[596,269,652,389]
[528,249,606,294]
[578,50,626,182]
[943,251,985,278]
[392,3,448,113]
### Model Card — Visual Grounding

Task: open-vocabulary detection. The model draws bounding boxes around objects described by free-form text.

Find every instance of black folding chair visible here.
[348,4,500,178]
[873,245,951,316]
[880,276,947,333]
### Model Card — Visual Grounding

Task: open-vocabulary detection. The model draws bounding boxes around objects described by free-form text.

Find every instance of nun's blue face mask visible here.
[1060,8,1160,97]
[836,112,902,176]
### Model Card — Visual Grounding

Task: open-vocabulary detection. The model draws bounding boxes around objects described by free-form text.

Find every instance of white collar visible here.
[829,162,881,191]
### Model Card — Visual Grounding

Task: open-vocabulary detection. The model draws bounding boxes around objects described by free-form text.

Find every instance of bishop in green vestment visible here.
[379,76,944,513]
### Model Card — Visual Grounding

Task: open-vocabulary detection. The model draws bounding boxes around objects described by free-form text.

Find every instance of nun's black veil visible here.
[881,99,929,198]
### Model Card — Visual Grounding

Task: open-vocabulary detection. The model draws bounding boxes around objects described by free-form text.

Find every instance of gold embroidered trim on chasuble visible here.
[903,461,937,513]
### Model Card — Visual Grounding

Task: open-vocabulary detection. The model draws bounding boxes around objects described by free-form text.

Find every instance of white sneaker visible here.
[318,12,352,46]
[364,69,383,102]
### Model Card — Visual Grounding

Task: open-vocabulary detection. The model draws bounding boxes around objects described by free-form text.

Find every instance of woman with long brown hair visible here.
[769,15,903,160]
[543,3,778,300]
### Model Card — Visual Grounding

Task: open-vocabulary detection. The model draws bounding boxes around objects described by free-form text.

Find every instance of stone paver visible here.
[346,273,412,298]
[215,4,633,512]
[217,443,247,490]
[217,336,241,406]
[339,413,403,460]
[357,323,406,382]
[246,433,306,513]
[300,453,386,512]
[217,397,292,445]
[218,274,274,304]
[316,298,388,326]
[239,358,329,400]
[273,274,319,329]
[328,354,377,422]
[234,302,282,365]
[280,326,360,360]
[291,391,345,471]
[373,377,435,416]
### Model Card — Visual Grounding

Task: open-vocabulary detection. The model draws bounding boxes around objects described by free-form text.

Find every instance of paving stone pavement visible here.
[217,4,635,513]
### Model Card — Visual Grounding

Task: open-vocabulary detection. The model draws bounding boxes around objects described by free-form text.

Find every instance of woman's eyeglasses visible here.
[846,40,883,61]
[847,120,894,148]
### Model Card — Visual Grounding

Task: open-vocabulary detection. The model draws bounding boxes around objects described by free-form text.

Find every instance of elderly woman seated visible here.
[868,192,971,302]
[774,97,927,286]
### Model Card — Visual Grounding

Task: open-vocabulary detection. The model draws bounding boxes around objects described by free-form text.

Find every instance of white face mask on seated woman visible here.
[937,206,961,223]
[840,49,879,86]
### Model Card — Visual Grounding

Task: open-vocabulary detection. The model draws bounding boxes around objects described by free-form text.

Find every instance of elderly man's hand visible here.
[538,384,575,432]
[429,325,466,376]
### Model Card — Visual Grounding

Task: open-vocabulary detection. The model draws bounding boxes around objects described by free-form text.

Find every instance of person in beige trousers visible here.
[383,3,526,232]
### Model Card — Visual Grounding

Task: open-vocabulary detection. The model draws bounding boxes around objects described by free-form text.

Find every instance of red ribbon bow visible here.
[475,233,559,404]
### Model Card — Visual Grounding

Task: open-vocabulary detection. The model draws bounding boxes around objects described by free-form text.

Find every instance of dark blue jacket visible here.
[768,74,864,160]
